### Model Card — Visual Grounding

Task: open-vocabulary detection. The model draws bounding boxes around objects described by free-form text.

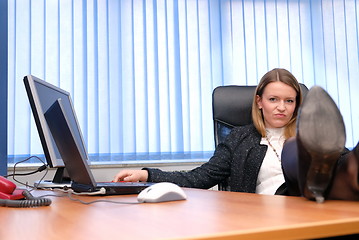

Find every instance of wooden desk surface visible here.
[0,188,358,240]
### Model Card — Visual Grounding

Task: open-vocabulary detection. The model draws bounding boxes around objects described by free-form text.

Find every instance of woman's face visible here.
[256,81,297,129]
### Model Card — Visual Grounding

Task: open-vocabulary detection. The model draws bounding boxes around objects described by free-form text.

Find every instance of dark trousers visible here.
[281,137,359,201]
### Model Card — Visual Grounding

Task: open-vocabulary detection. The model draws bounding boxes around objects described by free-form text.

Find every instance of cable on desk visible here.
[4,159,141,205]
[53,188,141,205]
[0,190,52,208]
[4,155,49,190]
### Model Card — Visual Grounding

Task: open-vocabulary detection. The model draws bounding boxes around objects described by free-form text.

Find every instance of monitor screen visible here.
[23,75,88,174]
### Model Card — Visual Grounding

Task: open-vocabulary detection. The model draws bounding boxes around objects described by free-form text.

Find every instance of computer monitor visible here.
[23,75,88,187]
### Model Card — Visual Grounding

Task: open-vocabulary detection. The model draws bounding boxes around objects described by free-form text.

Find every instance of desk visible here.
[0,188,358,240]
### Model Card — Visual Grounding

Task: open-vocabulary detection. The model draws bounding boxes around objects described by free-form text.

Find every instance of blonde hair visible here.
[252,68,303,139]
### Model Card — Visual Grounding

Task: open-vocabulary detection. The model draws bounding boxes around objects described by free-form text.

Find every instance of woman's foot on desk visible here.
[296,86,346,203]
[328,141,359,201]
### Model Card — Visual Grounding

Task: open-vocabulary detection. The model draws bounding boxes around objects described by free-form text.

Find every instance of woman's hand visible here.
[113,170,149,182]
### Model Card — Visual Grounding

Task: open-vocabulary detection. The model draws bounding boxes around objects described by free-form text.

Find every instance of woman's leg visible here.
[328,143,359,201]
[281,137,301,196]
[282,138,359,201]
[282,86,359,202]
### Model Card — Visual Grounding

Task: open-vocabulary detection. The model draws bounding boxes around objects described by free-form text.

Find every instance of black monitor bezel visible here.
[23,75,88,169]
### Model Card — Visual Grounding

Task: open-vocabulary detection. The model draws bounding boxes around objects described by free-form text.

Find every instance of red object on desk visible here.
[0,176,25,200]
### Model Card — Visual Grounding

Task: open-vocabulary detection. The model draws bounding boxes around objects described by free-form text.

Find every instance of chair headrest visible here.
[212,84,308,127]
[212,85,256,127]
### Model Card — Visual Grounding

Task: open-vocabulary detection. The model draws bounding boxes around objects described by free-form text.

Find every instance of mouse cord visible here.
[55,188,141,205]
[22,187,142,205]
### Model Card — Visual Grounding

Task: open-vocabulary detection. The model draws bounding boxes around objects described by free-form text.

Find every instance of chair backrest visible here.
[212,83,308,191]
[212,83,309,146]
[212,85,257,146]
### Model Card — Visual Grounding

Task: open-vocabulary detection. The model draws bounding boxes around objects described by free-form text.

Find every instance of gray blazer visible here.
[146,124,268,193]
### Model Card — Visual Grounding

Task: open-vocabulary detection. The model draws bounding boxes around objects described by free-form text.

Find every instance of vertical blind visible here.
[8,0,359,162]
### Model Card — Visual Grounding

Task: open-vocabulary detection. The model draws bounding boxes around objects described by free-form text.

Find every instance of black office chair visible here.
[212,84,308,191]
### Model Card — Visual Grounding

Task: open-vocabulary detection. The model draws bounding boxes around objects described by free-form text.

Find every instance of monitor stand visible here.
[34,167,72,188]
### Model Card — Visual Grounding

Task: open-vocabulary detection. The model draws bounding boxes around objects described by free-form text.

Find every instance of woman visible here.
[114,68,359,202]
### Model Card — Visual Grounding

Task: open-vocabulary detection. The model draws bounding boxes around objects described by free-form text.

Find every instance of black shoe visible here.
[296,86,346,203]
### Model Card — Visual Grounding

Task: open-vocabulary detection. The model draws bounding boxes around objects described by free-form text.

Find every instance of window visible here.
[7,0,359,165]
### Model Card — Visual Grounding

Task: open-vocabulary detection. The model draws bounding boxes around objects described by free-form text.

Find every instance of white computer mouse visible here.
[137,182,187,203]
